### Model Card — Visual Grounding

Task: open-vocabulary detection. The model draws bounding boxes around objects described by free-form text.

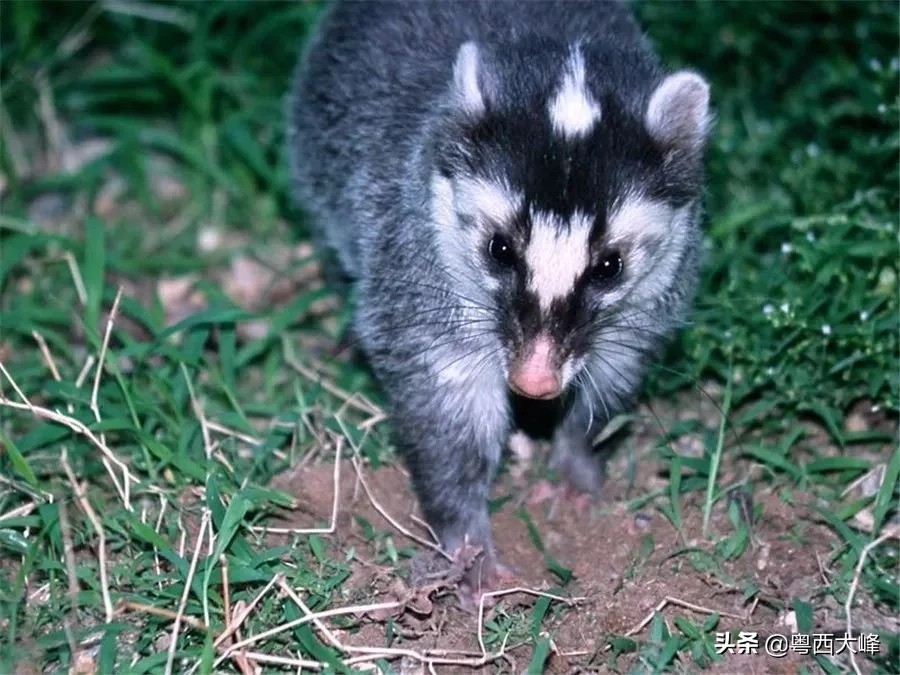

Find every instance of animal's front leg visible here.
[388,362,514,606]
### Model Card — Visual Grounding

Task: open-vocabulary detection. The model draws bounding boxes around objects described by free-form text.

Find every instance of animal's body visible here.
[290,0,710,596]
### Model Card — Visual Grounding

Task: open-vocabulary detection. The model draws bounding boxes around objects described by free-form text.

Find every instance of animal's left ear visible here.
[645,72,711,155]
[453,41,490,116]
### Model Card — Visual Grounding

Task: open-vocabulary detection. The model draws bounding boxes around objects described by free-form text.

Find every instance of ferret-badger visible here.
[289,0,710,601]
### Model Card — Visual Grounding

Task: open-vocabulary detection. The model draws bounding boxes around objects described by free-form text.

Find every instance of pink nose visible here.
[509,368,561,399]
[508,335,562,400]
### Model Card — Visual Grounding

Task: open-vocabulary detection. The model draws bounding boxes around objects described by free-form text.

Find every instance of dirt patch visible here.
[264,432,884,672]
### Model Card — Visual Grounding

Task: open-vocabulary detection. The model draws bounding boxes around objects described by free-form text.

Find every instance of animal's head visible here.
[428,40,711,400]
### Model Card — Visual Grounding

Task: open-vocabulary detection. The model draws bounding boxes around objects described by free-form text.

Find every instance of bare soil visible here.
[266,417,885,674]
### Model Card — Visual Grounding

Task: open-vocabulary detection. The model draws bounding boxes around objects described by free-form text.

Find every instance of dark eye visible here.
[594,251,623,281]
[488,234,517,267]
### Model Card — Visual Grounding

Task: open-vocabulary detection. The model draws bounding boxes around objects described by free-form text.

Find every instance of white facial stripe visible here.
[431,173,509,295]
[606,194,693,305]
[454,177,523,226]
[607,196,675,244]
[430,174,457,230]
[432,174,485,289]
[629,204,692,304]
[549,48,602,138]
[526,210,592,310]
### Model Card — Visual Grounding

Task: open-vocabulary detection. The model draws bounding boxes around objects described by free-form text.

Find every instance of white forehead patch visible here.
[525,210,592,310]
[549,48,602,138]
[454,176,523,225]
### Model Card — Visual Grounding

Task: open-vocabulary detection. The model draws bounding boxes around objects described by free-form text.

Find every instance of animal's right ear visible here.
[453,41,491,116]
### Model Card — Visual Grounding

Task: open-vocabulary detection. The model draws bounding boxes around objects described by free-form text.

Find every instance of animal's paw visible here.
[526,478,595,518]
[451,543,519,613]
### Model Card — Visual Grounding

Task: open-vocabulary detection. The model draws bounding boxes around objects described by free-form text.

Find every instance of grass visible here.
[1,0,898,672]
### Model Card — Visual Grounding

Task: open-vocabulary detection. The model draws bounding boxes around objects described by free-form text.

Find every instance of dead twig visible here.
[117,601,208,632]
[61,450,114,623]
[250,435,343,535]
[845,530,898,675]
[164,508,210,675]
[601,594,750,652]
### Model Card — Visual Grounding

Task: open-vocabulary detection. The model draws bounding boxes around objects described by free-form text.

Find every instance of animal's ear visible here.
[645,71,711,155]
[452,41,492,116]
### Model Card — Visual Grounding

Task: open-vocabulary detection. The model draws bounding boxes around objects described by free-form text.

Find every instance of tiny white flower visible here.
[869,58,881,71]
[766,367,776,376]
[878,103,888,114]
[781,242,793,255]
[780,302,790,313]
[806,143,820,158]
[821,324,832,336]
[763,304,774,316]
[860,310,870,321]
[805,231,816,242]
[197,227,222,253]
